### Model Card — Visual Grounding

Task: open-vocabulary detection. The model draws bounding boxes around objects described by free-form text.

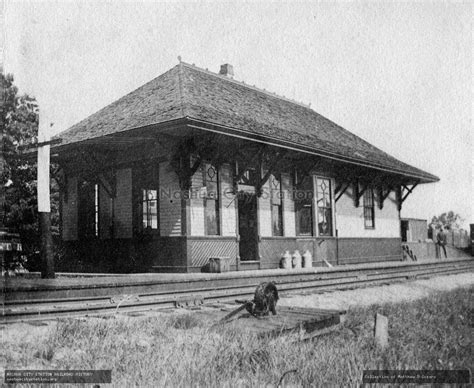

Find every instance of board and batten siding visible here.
[113,168,133,238]
[62,176,78,241]
[336,186,400,238]
[159,161,182,236]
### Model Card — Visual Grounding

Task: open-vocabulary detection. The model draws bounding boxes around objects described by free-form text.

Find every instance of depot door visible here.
[238,194,259,262]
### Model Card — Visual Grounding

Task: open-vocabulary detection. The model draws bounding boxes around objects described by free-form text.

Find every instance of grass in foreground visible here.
[2,287,472,387]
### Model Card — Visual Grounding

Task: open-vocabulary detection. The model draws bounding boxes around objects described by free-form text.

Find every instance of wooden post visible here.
[37,115,55,278]
[0,132,6,229]
[374,313,388,349]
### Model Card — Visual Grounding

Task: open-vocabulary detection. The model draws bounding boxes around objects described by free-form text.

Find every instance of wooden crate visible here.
[209,257,231,273]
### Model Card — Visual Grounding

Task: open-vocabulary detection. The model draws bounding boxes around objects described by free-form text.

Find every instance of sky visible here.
[3,1,473,226]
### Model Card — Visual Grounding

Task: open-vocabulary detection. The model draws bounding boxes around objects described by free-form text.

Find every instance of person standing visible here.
[437,227,448,258]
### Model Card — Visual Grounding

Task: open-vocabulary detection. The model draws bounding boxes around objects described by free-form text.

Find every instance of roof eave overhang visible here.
[49,116,439,184]
[48,118,188,154]
[184,117,440,184]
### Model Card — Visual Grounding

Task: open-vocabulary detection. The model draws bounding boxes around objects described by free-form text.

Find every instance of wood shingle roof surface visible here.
[54,62,438,182]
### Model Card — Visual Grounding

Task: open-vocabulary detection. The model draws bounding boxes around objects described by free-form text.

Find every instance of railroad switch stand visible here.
[220,282,279,323]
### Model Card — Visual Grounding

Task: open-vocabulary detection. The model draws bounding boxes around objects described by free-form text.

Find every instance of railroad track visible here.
[2,258,473,324]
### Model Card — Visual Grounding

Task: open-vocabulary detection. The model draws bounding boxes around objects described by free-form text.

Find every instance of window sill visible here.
[188,235,237,240]
[239,260,260,264]
[134,230,160,239]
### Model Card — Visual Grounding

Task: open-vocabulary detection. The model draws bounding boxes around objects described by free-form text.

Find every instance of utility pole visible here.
[37,113,54,278]
[0,131,6,228]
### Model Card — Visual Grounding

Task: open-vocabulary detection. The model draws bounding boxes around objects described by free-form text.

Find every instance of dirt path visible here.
[279,272,474,310]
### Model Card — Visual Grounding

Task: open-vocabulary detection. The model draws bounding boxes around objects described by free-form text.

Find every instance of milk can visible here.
[302,250,313,268]
[281,250,292,269]
[292,250,302,269]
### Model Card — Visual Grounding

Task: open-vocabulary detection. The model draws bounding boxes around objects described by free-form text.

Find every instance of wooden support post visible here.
[39,211,54,278]
[359,183,368,199]
[352,180,360,207]
[376,185,384,210]
[395,185,403,211]
[0,133,6,228]
[377,185,392,210]
[374,313,389,349]
[37,118,55,279]
[352,180,369,207]
[256,151,263,197]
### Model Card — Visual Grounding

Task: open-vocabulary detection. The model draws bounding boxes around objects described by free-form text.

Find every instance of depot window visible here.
[295,176,313,236]
[364,188,375,229]
[316,177,333,236]
[204,163,220,236]
[270,174,283,236]
[142,189,158,229]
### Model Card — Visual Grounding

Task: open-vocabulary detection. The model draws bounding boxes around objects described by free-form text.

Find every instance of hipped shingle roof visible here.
[54,62,438,182]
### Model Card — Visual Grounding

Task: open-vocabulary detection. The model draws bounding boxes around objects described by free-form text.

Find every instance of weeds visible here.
[2,286,472,387]
[167,313,201,330]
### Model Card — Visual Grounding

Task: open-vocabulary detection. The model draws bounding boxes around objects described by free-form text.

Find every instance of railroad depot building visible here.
[51,62,439,273]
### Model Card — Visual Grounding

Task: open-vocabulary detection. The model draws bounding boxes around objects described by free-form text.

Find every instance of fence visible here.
[404,241,471,260]
[431,228,470,249]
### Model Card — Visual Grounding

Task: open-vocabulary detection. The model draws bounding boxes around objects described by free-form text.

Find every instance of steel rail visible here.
[4,259,470,301]
[4,261,473,307]
[4,261,472,308]
[2,260,473,324]
[3,262,473,310]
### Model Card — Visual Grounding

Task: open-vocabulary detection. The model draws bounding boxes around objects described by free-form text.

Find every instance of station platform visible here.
[2,257,472,299]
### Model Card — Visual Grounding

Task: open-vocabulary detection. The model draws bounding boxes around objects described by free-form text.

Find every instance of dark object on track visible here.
[219,282,279,323]
[246,281,279,317]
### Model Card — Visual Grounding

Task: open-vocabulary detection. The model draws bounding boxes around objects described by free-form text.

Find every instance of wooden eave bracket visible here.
[294,159,322,189]
[190,155,202,176]
[232,146,265,191]
[397,182,419,210]
[376,184,393,210]
[352,180,368,208]
[175,154,202,191]
[402,182,418,202]
[335,181,350,202]
[172,135,232,191]
[255,149,288,196]
[169,139,197,191]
